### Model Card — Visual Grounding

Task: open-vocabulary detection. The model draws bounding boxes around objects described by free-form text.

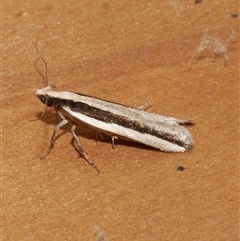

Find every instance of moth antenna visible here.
[34,38,49,120]
[35,38,48,87]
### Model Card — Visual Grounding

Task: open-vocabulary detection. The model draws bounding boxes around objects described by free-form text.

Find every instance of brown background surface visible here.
[2,0,239,240]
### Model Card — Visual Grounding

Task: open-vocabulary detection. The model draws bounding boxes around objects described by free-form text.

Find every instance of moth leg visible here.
[137,101,152,110]
[71,125,99,173]
[96,131,104,141]
[111,136,119,149]
[40,111,68,159]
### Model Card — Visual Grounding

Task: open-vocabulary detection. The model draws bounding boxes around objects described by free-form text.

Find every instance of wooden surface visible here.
[2,1,239,240]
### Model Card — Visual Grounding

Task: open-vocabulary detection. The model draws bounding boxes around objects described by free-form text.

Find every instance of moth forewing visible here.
[60,104,193,152]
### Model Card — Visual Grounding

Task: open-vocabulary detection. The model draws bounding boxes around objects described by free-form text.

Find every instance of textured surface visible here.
[2,1,239,240]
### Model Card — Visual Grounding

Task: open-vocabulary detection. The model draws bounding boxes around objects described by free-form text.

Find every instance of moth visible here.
[35,40,194,173]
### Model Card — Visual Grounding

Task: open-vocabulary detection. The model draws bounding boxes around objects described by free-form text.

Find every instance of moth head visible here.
[36,86,55,107]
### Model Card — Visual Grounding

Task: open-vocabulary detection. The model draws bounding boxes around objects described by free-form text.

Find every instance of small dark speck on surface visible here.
[230,14,238,18]
[194,0,202,4]
[177,166,185,172]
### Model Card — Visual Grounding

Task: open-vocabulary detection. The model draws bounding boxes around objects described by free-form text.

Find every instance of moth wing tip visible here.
[180,119,194,125]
